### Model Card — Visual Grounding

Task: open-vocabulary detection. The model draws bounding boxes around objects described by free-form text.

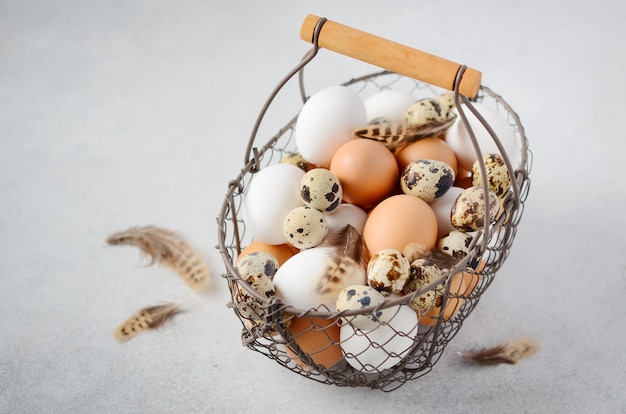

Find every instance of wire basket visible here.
[217,16,531,392]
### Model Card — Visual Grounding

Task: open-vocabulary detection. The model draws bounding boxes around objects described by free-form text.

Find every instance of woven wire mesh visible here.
[217,70,531,392]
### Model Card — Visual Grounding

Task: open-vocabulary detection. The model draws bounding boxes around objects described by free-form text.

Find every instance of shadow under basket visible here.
[217,15,532,392]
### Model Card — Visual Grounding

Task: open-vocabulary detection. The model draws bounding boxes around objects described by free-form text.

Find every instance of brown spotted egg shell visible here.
[404,258,443,312]
[366,249,411,295]
[405,97,448,126]
[283,206,328,249]
[472,153,512,198]
[235,251,291,336]
[299,168,343,213]
[400,159,455,203]
[335,285,393,331]
[450,186,499,232]
[234,251,279,319]
[236,251,279,280]
[438,230,473,259]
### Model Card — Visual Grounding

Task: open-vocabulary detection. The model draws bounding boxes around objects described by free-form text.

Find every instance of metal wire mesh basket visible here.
[217,15,531,392]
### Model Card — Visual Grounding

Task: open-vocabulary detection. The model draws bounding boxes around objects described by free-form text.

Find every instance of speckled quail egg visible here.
[404,259,443,312]
[299,168,343,213]
[436,92,455,118]
[234,252,290,336]
[405,96,449,127]
[283,206,328,249]
[367,249,411,295]
[401,159,455,203]
[450,186,500,232]
[472,153,512,198]
[336,285,392,330]
[234,252,278,309]
[232,273,275,319]
[438,230,473,259]
[235,251,279,280]
[281,152,314,172]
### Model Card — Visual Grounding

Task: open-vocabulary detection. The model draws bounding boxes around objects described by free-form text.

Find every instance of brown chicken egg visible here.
[284,315,343,370]
[363,194,438,256]
[330,139,399,209]
[418,272,466,326]
[395,136,458,175]
[239,241,296,266]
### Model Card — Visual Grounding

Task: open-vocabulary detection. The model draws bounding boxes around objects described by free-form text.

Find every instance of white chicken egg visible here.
[295,85,367,167]
[428,186,465,239]
[364,89,416,125]
[340,303,418,372]
[273,246,366,311]
[445,102,519,171]
[323,203,368,237]
[241,163,305,245]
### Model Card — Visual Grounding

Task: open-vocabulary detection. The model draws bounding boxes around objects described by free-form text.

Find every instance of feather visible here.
[106,226,211,291]
[402,242,459,270]
[322,224,367,266]
[352,113,456,152]
[113,303,182,342]
[461,337,540,365]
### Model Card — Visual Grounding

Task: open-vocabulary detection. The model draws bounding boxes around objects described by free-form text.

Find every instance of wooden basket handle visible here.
[300,15,482,98]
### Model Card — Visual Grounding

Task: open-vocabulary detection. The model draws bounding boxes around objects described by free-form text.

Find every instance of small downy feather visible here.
[113,303,182,342]
[460,337,540,366]
[402,242,459,270]
[106,226,210,291]
[322,224,367,266]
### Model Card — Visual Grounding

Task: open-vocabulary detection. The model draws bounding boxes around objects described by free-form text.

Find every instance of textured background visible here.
[1,1,625,413]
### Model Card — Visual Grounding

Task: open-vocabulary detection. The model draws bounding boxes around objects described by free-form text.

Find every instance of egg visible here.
[232,273,276,325]
[450,186,500,232]
[323,203,368,237]
[394,136,458,175]
[445,102,519,171]
[239,241,296,266]
[429,186,465,239]
[436,92,456,117]
[299,168,343,213]
[335,285,392,330]
[453,166,474,189]
[233,251,284,335]
[400,159,455,203]
[437,230,473,259]
[242,163,305,245]
[364,89,416,124]
[330,139,399,209]
[367,249,411,295]
[403,259,443,312]
[281,152,315,172]
[283,206,328,249]
[418,272,467,326]
[405,97,449,126]
[363,194,438,256]
[285,316,343,370]
[461,271,482,299]
[472,153,512,198]
[273,246,366,311]
[340,303,418,372]
[295,85,367,167]
[236,250,278,276]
